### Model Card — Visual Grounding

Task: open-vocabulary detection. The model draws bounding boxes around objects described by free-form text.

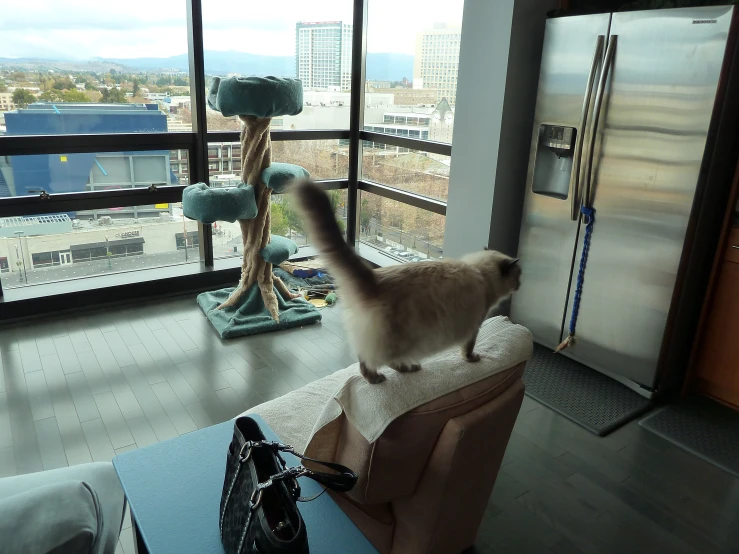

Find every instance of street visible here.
[361,219,443,259]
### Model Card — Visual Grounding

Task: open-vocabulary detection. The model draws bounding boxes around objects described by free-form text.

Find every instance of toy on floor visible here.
[280,259,331,279]
[181,76,321,338]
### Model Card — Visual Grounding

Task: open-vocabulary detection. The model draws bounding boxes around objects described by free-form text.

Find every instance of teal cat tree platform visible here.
[182,76,320,339]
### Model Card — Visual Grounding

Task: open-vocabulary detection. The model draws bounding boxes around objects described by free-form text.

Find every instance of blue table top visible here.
[113,415,377,554]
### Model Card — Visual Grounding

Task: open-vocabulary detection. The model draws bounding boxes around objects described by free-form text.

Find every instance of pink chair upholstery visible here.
[249,358,527,553]
[325,362,526,554]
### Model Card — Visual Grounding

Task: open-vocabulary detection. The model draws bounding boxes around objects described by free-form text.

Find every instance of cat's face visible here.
[501,257,522,293]
[480,247,521,294]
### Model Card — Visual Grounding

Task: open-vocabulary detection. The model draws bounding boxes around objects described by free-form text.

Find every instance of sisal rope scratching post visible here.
[217,115,295,319]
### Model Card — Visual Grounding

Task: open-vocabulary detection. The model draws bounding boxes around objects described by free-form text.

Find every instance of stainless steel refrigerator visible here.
[510,6,735,393]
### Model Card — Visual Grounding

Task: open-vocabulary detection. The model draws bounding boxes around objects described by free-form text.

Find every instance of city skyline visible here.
[0,0,463,60]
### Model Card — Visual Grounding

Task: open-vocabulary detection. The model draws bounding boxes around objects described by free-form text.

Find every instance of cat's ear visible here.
[500,257,520,275]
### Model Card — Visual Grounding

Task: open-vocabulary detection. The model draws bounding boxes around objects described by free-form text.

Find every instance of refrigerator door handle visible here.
[582,35,617,209]
[570,35,605,221]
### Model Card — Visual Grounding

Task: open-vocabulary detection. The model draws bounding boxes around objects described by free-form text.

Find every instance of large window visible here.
[2,150,187,198]
[362,144,450,202]
[359,192,444,262]
[0,203,199,290]
[207,178,348,261]
[364,0,463,145]
[201,0,354,131]
[0,0,461,303]
[0,1,192,135]
[0,146,192,289]
[355,0,460,263]
[208,141,348,185]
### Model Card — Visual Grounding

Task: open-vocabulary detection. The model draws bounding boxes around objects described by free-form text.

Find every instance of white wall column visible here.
[444,0,557,259]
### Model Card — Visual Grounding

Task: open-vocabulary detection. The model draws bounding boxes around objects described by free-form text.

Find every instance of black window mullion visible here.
[0,133,194,157]
[347,0,368,246]
[207,130,351,143]
[358,180,447,216]
[0,186,186,219]
[359,131,452,157]
[187,0,214,267]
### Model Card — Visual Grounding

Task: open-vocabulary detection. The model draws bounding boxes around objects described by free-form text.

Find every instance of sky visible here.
[0,0,463,60]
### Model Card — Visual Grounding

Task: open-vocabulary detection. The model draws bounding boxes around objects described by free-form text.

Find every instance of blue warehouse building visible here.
[0,103,178,219]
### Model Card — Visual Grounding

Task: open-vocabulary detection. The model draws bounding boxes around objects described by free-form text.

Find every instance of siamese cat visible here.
[294,181,521,384]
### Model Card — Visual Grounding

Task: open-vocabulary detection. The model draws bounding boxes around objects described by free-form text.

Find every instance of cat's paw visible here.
[465,352,481,363]
[391,363,422,373]
[288,291,302,300]
[367,373,387,384]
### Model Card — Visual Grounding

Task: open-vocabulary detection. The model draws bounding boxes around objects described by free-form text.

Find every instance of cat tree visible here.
[182,76,321,338]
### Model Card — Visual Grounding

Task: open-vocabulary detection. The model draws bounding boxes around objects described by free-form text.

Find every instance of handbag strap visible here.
[293,454,357,493]
[243,440,357,493]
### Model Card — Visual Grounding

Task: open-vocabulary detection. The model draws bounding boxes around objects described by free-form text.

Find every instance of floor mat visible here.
[640,396,739,478]
[524,343,653,436]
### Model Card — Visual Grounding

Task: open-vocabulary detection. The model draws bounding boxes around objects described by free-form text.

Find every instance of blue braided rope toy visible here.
[555,205,595,353]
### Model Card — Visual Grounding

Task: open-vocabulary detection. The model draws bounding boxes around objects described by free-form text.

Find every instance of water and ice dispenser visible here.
[531,124,576,200]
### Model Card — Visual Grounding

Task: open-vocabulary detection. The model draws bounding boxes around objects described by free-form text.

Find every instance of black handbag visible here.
[220,416,358,554]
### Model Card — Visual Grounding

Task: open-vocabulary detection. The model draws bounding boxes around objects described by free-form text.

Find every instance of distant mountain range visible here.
[0,51,415,83]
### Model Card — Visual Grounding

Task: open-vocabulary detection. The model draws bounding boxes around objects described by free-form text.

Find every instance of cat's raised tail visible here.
[294,180,376,295]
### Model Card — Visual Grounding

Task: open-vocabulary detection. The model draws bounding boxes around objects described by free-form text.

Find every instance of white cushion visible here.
[245,317,532,451]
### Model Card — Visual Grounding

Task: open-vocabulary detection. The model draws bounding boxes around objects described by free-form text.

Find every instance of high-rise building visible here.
[296,21,353,91]
[413,23,461,104]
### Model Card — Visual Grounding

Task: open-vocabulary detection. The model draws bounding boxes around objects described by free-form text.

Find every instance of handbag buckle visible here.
[264,440,297,454]
[250,487,263,510]
[239,440,295,463]
[239,441,253,462]
[277,466,309,481]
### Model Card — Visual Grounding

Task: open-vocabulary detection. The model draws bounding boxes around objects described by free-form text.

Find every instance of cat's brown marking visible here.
[463,329,481,362]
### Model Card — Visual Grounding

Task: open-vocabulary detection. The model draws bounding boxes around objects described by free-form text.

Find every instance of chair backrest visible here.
[391,377,526,554]
[333,362,526,505]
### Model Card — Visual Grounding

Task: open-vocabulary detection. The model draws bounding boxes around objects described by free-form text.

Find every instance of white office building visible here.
[296,21,353,91]
[413,23,461,104]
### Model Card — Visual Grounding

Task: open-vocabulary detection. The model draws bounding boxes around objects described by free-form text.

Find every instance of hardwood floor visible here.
[0,293,737,554]
[474,396,739,554]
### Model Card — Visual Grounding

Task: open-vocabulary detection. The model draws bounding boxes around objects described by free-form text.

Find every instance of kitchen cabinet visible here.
[694,228,739,409]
